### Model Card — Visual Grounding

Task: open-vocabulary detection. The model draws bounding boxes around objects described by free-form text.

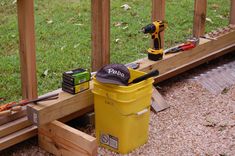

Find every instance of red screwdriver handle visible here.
[180,44,195,51]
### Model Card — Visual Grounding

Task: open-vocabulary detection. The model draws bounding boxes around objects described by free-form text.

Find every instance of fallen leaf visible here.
[221,87,230,94]
[74,44,80,48]
[61,45,66,51]
[216,15,225,19]
[47,20,53,24]
[121,4,131,11]
[114,22,123,27]
[12,0,16,4]
[115,38,120,43]
[122,26,128,30]
[206,18,213,24]
[42,69,49,77]
[74,23,84,26]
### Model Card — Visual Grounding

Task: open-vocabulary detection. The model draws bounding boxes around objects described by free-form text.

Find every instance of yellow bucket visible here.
[92,69,153,154]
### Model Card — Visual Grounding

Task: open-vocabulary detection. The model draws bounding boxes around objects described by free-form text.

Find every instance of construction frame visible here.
[1,0,235,155]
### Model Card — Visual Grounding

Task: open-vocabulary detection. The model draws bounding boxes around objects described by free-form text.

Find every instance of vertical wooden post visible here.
[91,0,110,71]
[17,0,38,99]
[152,0,165,48]
[193,0,207,37]
[230,0,235,24]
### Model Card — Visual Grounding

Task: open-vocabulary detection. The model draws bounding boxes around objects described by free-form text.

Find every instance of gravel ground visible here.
[2,54,235,156]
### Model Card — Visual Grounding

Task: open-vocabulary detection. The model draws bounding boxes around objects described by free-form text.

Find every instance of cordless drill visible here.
[141,20,167,61]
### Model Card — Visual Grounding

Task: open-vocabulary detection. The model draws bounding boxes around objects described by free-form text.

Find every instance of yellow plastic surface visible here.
[92,69,153,154]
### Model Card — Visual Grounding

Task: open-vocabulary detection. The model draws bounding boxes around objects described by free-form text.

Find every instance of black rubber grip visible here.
[129,69,159,84]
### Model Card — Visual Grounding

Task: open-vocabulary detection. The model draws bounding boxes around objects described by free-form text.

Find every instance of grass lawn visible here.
[0,0,231,103]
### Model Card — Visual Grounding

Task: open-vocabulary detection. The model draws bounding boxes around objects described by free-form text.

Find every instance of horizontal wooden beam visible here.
[0,125,37,151]
[0,108,27,126]
[27,89,93,126]
[27,29,235,126]
[39,120,97,156]
[0,116,31,138]
[1,106,93,150]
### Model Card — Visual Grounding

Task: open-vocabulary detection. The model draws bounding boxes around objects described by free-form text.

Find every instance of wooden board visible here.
[27,89,93,126]
[152,0,165,47]
[151,87,169,113]
[0,125,37,151]
[193,0,207,37]
[91,0,110,71]
[27,30,235,126]
[39,120,97,156]
[137,30,235,82]
[0,116,31,138]
[1,106,93,150]
[17,0,37,99]
[0,108,26,126]
[230,0,235,24]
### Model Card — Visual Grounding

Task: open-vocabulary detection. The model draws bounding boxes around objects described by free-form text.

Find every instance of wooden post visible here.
[152,0,165,48]
[17,0,37,99]
[230,0,235,24]
[193,0,207,37]
[91,0,110,71]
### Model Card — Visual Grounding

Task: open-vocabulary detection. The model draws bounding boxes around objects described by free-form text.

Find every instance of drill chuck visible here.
[141,24,156,34]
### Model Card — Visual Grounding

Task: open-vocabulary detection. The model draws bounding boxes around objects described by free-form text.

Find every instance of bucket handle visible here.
[136,108,148,116]
[107,100,150,116]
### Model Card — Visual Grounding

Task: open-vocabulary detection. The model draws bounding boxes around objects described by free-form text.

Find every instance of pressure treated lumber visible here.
[230,0,235,24]
[138,30,235,82]
[39,120,97,156]
[27,89,93,126]
[0,116,31,138]
[0,125,37,151]
[17,0,37,99]
[151,87,169,113]
[152,0,165,47]
[193,0,207,37]
[1,105,93,150]
[27,29,235,126]
[0,108,26,126]
[91,0,110,71]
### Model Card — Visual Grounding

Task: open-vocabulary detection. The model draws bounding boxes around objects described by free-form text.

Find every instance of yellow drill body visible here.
[142,21,167,61]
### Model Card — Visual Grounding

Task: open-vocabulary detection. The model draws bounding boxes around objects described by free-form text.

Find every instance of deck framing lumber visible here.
[17,0,37,99]
[152,0,165,47]
[27,89,93,126]
[0,125,37,151]
[27,29,235,127]
[193,0,207,37]
[230,0,235,24]
[0,116,31,138]
[0,106,93,150]
[91,0,110,71]
[38,120,97,156]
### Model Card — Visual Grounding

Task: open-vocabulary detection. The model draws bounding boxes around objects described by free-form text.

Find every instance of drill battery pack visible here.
[148,53,163,61]
[63,68,91,86]
[147,48,163,61]
[62,81,89,94]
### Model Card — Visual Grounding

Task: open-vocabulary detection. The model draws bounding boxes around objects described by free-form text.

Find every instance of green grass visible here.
[0,0,231,103]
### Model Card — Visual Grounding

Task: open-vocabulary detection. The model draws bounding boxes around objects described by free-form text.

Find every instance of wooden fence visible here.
[16,0,235,100]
